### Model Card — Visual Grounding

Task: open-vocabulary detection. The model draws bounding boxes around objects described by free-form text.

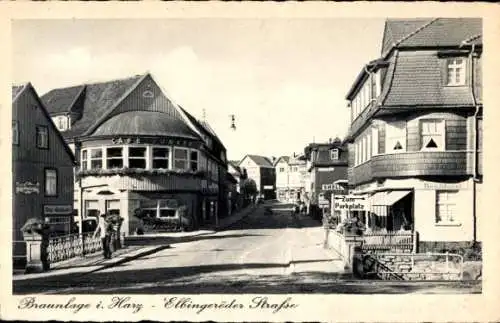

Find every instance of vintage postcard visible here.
[0,2,499,322]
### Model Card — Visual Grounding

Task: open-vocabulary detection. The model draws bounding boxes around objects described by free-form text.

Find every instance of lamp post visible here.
[78,177,108,255]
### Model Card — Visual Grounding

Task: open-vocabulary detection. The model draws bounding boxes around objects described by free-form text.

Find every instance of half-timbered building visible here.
[344,18,483,250]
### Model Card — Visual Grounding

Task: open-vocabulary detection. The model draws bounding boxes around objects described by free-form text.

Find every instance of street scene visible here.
[11,17,483,295]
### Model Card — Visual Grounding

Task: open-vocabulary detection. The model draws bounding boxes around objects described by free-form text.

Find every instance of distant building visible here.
[344,18,483,251]
[274,154,307,203]
[303,139,348,220]
[238,155,276,200]
[12,83,76,263]
[41,73,228,234]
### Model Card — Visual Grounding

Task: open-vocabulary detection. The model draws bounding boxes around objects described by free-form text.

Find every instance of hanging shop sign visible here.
[44,205,73,215]
[15,181,40,195]
[333,195,367,211]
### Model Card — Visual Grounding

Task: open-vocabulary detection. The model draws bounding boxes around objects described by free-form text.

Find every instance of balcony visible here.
[350,151,472,185]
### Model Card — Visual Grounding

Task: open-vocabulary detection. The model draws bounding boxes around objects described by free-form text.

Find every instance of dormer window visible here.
[53,116,69,132]
[446,58,466,86]
[330,149,339,160]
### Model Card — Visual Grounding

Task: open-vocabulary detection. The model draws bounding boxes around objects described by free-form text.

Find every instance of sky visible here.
[12,18,385,161]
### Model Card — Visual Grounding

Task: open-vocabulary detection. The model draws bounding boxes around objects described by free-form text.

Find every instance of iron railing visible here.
[47,233,103,263]
[362,230,416,253]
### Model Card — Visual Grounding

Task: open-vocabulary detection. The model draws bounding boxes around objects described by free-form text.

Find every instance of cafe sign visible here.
[16,181,40,195]
[44,205,73,215]
[333,195,367,211]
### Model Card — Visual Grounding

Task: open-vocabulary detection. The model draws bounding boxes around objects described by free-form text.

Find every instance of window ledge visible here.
[435,222,462,227]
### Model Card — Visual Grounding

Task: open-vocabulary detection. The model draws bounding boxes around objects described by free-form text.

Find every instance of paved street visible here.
[13,201,481,294]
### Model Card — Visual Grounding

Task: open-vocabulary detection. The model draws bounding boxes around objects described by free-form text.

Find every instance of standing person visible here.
[93,213,112,259]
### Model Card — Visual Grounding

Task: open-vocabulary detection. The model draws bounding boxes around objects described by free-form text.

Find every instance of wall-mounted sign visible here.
[263,185,274,190]
[318,167,335,172]
[15,182,40,195]
[110,137,199,148]
[44,205,73,214]
[333,195,367,211]
[423,182,466,190]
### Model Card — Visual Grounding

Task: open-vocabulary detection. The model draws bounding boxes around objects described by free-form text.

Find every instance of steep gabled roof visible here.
[381,18,482,57]
[240,154,273,168]
[41,74,145,140]
[12,83,77,165]
[12,84,26,101]
[41,85,85,115]
[274,156,290,166]
[178,107,223,146]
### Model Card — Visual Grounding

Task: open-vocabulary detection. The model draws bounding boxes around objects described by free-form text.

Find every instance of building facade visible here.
[275,154,307,203]
[41,73,228,235]
[12,83,76,261]
[344,18,483,250]
[238,155,276,200]
[303,139,348,219]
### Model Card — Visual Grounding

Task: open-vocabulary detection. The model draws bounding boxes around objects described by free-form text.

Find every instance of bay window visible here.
[152,147,169,169]
[128,147,147,168]
[386,121,406,153]
[81,149,88,170]
[421,119,445,151]
[90,148,103,169]
[174,148,188,170]
[106,147,123,169]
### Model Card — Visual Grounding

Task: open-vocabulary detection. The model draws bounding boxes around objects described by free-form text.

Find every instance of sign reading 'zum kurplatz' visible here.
[333,195,367,211]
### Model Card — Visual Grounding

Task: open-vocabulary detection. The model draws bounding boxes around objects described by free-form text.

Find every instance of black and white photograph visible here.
[1,3,499,322]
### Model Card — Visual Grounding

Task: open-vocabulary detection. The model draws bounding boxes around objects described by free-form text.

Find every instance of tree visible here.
[241,178,257,206]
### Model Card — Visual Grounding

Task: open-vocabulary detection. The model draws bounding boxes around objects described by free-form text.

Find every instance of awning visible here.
[369,190,411,206]
[369,191,387,206]
[385,190,411,206]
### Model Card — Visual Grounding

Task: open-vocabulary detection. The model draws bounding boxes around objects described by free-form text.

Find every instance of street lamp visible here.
[78,176,108,255]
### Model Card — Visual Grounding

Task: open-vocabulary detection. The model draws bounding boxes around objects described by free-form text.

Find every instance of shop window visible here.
[44,169,57,196]
[174,148,188,170]
[128,147,146,168]
[36,125,49,149]
[190,150,199,171]
[106,200,121,217]
[386,121,406,153]
[421,119,445,151]
[12,121,19,145]
[90,148,103,169]
[106,147,123,169]
[159,199,178,218]
[84,200,100,218]
[81,149,88,170]
[436,190,460,224]
[153,147,170,169]
[446,58,466,86]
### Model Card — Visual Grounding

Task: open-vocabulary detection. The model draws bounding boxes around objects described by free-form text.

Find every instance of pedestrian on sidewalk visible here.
[93,213,113,259]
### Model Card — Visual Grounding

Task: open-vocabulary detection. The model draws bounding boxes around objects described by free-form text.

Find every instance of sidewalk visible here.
[289,213,347,275]
[13,204,258,280]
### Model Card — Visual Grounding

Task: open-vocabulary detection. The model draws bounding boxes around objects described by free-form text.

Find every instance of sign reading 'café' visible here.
[111,137,201,148]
